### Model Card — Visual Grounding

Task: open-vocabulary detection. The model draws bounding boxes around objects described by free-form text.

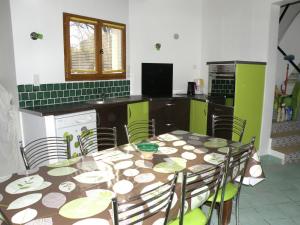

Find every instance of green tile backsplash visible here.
[18,80,130,108]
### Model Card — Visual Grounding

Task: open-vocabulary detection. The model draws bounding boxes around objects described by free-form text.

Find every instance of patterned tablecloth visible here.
[0,131,265,225]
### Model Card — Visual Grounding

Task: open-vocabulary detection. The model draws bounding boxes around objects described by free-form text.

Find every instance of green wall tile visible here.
[54,84,60,90]
[34,100,41,106]
[51,91,57,98]
[25,85,33,92]
[40,84,47,91]
[47,84,53,91]
[26,101,33,107]
[61,83,66,90]
[70,90,75,97]
[48,99,54,105]
[44,91,50,98]
[18,80,130,108]
[19,101,25,108]
[37,92,44,100]
[18,85,25,92]
[64,90,69,97]
[33,86,40,91]
[29,92,36,100]
[21,93,28,100]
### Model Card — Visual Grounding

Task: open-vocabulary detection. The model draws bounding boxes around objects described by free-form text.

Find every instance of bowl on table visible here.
[136,142,159,160]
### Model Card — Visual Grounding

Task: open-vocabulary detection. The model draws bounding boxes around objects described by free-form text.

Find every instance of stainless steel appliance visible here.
[207,62,236,106]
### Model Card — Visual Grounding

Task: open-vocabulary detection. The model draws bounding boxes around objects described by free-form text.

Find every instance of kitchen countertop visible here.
[19,94,212,117]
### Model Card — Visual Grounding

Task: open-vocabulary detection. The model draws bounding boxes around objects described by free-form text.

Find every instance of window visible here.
[63,13,126,81]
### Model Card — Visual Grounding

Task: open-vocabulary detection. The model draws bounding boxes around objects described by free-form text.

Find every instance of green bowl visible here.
[136,142,159,152]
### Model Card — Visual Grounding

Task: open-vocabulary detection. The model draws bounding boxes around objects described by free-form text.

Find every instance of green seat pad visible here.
[168,208,207,225]
[207,182,238,202]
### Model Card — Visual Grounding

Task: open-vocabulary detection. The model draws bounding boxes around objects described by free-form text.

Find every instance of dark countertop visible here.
[206,60,266,65]
[19,94,213,117]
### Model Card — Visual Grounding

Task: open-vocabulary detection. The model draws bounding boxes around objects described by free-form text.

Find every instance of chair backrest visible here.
[124,119,155,144]
[225,136,255,187]
[112,172,178,225]
[218,136,255,221]
[212,114,246,142]
[20,137,71,169]
[179,164,225,225]
[78,127,117,156]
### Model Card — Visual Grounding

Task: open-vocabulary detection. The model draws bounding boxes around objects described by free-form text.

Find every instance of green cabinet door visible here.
[234,64,266,149]
[189,100,208,135]
[127,101,149,143]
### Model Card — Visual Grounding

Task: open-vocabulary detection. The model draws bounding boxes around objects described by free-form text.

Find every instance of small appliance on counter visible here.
[187,82,196,96]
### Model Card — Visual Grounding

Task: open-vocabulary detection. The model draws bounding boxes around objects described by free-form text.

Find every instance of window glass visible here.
[70,20,96,74]
[102,24,123,73]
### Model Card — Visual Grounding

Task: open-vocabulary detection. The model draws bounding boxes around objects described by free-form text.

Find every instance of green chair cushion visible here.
[168,208,207,225]
[207,182,238,202]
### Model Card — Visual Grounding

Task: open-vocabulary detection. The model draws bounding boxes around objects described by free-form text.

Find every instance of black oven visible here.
[208,63,235,106]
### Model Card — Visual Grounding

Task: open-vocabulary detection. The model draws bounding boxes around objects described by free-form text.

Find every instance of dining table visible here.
[0,130,265,225]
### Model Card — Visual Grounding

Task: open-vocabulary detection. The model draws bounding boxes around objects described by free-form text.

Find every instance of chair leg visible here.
[218,203,222,225]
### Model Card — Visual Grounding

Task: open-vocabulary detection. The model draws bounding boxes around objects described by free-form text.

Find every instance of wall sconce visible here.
[30,32,43,40]
[155,43,161,51]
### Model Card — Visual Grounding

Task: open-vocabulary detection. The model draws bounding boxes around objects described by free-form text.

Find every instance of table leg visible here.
[222,200,232,225]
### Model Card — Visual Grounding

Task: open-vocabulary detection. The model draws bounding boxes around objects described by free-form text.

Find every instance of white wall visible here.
[0,0,24,175]
[276,12,300,87]
[129,0,203,94]
[200,0,280,155]
[10,0,129,85]
[200,0,275,93]
[0,0,18,98]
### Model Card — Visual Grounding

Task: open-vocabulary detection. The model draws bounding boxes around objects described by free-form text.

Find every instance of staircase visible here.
[269,120,300,164]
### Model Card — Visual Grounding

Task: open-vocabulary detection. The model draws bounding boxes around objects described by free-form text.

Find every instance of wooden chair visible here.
[78,127,117,156]
[212,114,246,142]
[112,172,178,225]
[168,164,225,225]
[124,119,155,144]
[20,137,71,169]
[208,137,255,225]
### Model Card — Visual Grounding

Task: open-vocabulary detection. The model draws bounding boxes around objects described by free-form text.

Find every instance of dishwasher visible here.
[20,109,97,158]
[55,110,97,157]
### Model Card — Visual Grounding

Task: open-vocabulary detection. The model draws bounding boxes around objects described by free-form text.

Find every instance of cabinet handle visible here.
[165,123,173,126]
[166,103,175,106]
[204,109,207,116]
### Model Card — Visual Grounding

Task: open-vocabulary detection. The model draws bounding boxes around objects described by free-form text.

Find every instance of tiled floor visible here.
[211,156,300,225]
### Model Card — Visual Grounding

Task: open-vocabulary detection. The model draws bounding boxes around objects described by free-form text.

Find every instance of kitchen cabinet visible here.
[234,64,265,147]
[149,98,190,135]
[189,100,208,135]
[96,104,128,145]
[207,103,233,139]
